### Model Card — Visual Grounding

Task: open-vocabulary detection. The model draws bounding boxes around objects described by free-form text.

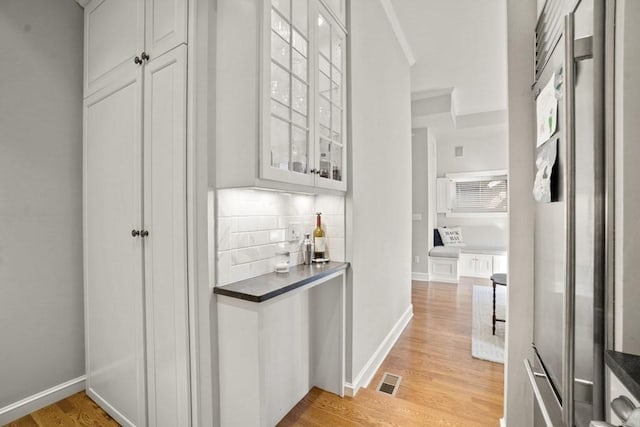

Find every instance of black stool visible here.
[491,273,507,335]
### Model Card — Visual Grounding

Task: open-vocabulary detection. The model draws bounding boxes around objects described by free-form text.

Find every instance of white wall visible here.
[435,126,509,249]
[435,126,508,177]
[412,129,429,274]
[0,0,84,412]
[504,0,536,425]
[347,0,413,387]
[393,0,508,115]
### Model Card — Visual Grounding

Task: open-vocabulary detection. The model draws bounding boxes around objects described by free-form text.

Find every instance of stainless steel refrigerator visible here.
[526,0,612,426]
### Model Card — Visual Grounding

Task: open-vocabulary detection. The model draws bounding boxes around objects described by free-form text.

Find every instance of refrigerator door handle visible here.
[563,11,577,427]
[525,359,565,427]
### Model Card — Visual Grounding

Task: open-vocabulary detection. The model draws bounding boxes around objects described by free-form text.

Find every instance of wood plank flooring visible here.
[278,278,504,426]
[9,278,503,426]
[5,391,119,427]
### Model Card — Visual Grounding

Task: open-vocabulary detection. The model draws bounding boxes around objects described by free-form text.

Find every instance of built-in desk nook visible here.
[214,262,349,426]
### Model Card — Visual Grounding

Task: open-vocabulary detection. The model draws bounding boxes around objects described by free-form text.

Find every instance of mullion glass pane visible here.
[318,138,331,179]
[332,104,341,140]
[271,116,290,170]
[271,32,290,69]
[331,29,343,70]
[318,13,330,58]
[271,9,290,40]
[270,63,290,106]
[292,78,307,114]
[319,71,330,99]
[291,126,308,174]
[271,0,290,18]
[292,111,307,128]
[319,96,330,128]
[271,99,289,119]
[292,51,307,81]
[292,30,307,57]
[330,144,343,181]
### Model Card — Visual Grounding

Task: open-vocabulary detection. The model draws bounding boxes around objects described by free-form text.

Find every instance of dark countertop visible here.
[214,261,349,303]
[605,350,640,401]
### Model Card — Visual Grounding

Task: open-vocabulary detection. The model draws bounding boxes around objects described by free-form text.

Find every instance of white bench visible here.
[428,246,507,284]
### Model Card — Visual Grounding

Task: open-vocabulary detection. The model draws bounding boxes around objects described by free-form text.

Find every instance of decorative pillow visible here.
[438,227,466,247]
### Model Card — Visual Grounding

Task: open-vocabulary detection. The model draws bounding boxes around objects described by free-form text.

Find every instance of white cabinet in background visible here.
[217,0,348,192]
[459,252,508,279]
[84,1,190,422]
[459,253,493,278]
[84,0,186,97]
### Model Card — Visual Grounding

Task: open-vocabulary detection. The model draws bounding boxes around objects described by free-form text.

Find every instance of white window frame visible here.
[440,169,509,218]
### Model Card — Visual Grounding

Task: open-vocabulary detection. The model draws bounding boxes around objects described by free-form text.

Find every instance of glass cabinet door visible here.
[268,0,311,177]
[316,7,346,188]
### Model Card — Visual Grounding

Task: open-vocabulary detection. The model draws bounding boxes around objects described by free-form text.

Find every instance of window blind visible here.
[452,176,508,213]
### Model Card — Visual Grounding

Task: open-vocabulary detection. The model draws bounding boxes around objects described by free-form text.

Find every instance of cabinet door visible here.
[261,0,316,187]
[315,3,347,191]
[84,0,144,97]
[474,255,494,278]
[458,254,475,277]
[143,45,190,427]
[145,0,188,60]
[84,71,146,427]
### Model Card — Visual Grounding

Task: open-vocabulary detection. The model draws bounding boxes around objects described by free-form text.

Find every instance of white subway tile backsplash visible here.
[269,229,286,243]
[215,188,345,285]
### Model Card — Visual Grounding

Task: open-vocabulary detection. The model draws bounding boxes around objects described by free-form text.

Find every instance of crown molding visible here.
[75,0,90,8]
[378,0,416,66]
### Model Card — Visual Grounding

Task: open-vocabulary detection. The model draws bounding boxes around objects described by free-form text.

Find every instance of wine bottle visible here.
[313,212,325,259]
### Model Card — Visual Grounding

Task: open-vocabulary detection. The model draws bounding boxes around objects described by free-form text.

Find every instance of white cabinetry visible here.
[83,1,189,425]
[84,0,186,97]
[217,0,348,192]
[459,252,508,279]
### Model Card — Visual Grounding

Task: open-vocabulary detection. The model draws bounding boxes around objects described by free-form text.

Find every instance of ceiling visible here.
[391,0,508,116]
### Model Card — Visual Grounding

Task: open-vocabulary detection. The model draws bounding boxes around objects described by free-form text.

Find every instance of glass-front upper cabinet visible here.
[261,0,347,191]
[316,5,346,190]
[265,0,313,185]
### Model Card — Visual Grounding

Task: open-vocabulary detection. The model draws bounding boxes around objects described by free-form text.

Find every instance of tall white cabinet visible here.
[83,0,190,426]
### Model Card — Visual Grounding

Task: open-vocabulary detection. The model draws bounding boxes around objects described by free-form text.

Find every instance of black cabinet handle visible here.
[131,229,149,237]
[134,56,142,65]
[310,168,317,174]
[141,52,150,62]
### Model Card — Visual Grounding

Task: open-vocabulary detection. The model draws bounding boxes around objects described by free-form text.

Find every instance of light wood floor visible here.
[9,278,503,427]
[278,278,505,426]
[4,391,119,427]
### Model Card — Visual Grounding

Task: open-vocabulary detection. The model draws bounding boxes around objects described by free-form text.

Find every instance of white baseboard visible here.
[0,376,86,425]
[429,276,459,284]
[411,272,430,282]
[344,304,413,397]
[500,417,505,427]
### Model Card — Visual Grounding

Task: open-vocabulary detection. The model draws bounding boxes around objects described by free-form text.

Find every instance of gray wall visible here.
[0,0,84,409]
[347,0,413,383]
[504,0,536,425]
[412,129,429,274]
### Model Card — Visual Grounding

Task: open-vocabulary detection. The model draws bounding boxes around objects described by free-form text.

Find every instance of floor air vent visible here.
[376,372,402,396]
